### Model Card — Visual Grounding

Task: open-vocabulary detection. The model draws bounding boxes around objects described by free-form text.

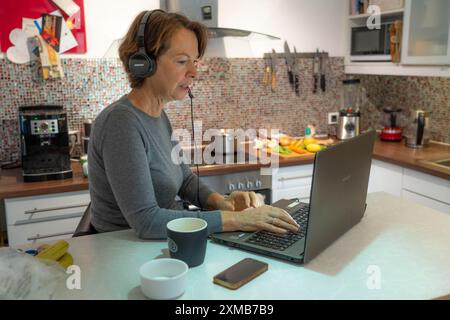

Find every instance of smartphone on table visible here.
[213,258,268,290]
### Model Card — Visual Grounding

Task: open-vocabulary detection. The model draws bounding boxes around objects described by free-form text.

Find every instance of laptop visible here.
[210,131,376,264]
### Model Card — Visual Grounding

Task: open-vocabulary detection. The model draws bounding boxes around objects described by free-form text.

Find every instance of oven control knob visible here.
[246,181,254,189]
[40,122,49,131]
[255,180,262,188]
[237,182,244,190]
[228,183,236,192]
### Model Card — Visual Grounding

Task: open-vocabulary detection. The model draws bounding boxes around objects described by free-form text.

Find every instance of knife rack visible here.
[263,52,329,60]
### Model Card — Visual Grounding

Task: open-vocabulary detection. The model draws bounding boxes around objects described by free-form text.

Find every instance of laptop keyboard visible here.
[245,202,309,251]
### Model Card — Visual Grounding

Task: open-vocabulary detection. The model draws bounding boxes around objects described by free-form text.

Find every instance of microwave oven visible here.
[350,22,392,62]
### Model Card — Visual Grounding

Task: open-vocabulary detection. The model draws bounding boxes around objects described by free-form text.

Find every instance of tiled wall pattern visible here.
[0,57,347,162]
[1,57,449,163]
[358,75,450,144]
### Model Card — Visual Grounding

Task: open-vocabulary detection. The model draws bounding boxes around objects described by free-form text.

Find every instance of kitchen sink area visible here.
[424,158,450,169]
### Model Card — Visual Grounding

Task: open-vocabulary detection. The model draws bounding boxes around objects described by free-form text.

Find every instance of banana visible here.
[57,253,74,269]
[36,240,69,261]
[36,244,51,253]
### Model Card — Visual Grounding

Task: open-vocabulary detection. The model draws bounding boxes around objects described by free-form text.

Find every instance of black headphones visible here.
[128,10,162,78]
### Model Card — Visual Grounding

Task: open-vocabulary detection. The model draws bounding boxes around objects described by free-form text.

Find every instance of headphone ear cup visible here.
[128,52,157,78]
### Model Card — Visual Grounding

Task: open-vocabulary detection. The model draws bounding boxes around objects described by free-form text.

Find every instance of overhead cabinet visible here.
[402,0,450,65]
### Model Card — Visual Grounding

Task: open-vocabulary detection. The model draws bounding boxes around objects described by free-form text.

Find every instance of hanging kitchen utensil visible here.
[293,46,300,96]
[313,49,320,94]
[320,51,327,93]
[263,55,271,86]
[284,41,295,88]
[271,49,277,92]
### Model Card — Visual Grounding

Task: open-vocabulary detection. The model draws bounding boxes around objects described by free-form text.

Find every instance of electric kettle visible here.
[405,110,430,148]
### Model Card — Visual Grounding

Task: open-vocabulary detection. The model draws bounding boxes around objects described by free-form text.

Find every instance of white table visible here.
[9,193,450,300]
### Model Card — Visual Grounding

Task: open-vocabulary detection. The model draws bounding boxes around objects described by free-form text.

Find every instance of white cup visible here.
[139,258,188,300]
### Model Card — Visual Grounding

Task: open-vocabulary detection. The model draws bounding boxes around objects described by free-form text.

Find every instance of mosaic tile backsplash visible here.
[1,57,449,163]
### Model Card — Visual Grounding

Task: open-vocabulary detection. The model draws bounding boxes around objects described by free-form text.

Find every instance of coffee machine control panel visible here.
[31,119,59,135]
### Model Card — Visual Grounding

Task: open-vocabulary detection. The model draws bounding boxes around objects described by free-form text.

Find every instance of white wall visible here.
[1,0,347,59]
[70,0,160,58]
[216,0,348,57]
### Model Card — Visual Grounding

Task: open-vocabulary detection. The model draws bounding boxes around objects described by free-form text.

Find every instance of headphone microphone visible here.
[188,88,194,99]
[188,87,201,210]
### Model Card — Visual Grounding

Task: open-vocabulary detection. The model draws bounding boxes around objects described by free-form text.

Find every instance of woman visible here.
[88,9,299,239]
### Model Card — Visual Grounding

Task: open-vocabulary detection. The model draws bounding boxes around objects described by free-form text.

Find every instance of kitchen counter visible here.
[0,162,89,199]
[372,140,450,180]
[5,193,450,300]
[1,139,449,199]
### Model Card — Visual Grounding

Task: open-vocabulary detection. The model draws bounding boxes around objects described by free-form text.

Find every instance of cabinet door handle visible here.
[24,204,89,215]
[278,175,312,182]
[27,231,75,241]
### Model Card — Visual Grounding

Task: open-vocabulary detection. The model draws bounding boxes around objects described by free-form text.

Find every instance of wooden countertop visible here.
[0,162,89,199]
[1,139,449,199]
[372,139,450,180]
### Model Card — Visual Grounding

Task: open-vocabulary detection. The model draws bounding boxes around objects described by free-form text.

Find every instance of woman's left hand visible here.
[217,191,260,211]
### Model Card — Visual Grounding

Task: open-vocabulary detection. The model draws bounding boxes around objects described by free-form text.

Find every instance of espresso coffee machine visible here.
[19,105,72,182]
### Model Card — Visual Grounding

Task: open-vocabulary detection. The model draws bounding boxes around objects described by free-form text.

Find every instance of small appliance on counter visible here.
[82,119,93,155]
[19,105,72,182]
[337,79,361,140]
[215,129,238,155]
[380,107,403,141]
[405,110,430,149]
[337,109,360,140]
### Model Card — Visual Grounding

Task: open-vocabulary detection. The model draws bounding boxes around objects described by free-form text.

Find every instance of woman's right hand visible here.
[223,205,300,234]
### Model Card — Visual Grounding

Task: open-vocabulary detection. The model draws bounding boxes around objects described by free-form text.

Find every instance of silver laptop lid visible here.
[303,130,376,263]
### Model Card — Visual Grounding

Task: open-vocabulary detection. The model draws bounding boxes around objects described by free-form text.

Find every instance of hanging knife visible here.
[271,49,277,92]
[293,46,300,96]
[320,51,327,93]
[263,55,271,86]
[284,41,295,87]
[313,49,320,94]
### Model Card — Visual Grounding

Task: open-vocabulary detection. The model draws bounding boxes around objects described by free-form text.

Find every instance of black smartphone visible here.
[213,258,268,290]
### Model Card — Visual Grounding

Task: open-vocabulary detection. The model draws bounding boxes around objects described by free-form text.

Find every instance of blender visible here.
[337,79,361,140]
[380,107,403,141]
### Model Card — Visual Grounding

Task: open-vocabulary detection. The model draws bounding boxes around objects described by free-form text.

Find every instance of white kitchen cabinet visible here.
[368,160,403,196]
[345,0,450,76]
[402,190,450,214]
[270,159,449,215]
[4,190,90,246]
[402,168,450,214]
[269,164,314,203]
[402,0,450,65]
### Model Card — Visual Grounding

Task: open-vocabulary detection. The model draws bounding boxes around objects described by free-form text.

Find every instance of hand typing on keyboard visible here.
[222,205,300,234]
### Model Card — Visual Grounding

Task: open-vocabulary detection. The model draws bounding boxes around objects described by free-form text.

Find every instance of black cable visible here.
[188,89,201,210]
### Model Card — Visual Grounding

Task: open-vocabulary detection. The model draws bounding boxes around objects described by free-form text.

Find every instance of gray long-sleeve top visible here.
[88,95,223,239]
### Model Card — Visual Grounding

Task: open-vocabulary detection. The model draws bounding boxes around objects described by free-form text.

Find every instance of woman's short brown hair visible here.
[119,10,208,88]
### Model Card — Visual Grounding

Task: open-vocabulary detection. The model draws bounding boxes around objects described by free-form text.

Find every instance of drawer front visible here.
[272,186,311,203]
[5,191,90,225]
[402,169,450,205]
[7,216,82,246]
[402,190,450,215]
[273,165,314,190]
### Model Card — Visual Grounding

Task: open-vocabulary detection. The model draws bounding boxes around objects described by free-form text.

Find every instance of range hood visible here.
[161,0,280,40]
